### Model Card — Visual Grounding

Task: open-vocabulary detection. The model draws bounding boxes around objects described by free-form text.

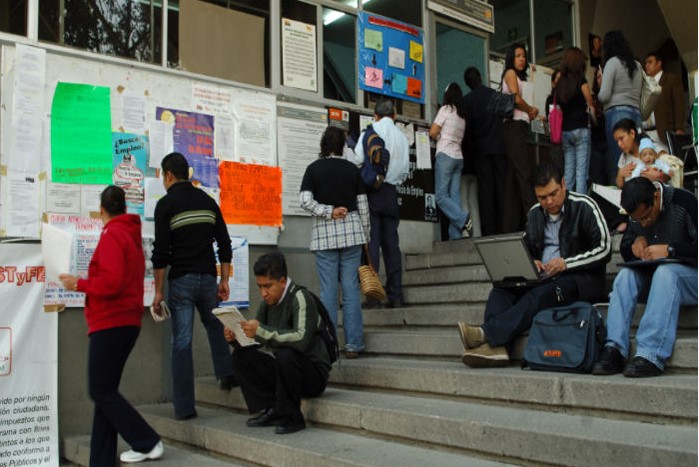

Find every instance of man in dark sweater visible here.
[462,67,507,236]
[227,252,331,434]
[594,178,697,377]
[151,152,235,421]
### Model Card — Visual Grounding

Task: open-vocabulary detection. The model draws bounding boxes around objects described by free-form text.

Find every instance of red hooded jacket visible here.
[76,214,145,334]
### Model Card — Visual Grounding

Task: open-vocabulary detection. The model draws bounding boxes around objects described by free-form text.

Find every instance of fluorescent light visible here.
[324,10,345,26]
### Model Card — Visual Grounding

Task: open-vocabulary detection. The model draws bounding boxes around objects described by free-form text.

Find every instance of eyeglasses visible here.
[629,204,654,225]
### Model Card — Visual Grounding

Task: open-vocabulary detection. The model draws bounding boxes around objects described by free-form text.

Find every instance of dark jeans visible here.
[474,152,508,236]
[503,120,535,233]
[233,347,327,423]
[88,326,160,467]
[483,276,579,350]
[367,183,403,304]
[169,273,233,419]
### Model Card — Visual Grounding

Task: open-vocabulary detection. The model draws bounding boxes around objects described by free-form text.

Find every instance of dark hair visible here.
[319,126,346,158]
[374,98,395,118]
[556,47,586,104]
[533,160,563,187]
[621,177,656,214]
[161,152,189,181]
[644,51,663,67]
[502,43,529,82]
[603,30,637,80]
[100,185,127,216]
[463,67,482,90]
[253,252,287,280]
[611,118,638,136]
[442,82,466,119]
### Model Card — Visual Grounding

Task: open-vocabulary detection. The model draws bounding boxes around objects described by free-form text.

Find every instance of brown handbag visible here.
[358,244,386,301]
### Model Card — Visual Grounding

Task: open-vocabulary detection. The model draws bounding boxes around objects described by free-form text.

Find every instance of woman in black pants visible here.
[501,43,540,232]
[60,186,162,465]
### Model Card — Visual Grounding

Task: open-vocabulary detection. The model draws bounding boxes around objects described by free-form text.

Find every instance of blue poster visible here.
[112,132,148,217]
[358,12,425,104]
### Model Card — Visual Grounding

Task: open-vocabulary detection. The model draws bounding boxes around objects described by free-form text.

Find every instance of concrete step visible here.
[137,404,514,467]
[62,435,247,467]
[402,281,491,304]
[352,304,697,330]
[194,379,697,467]
[405,241,481,270]
[355,328,697,369]
[326,357,698,422]
[403,263,489,285]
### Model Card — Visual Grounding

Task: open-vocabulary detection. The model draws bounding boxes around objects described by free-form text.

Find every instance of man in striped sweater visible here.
[152,152,236,421]
[593,178,697,377]
[459,161,611,367]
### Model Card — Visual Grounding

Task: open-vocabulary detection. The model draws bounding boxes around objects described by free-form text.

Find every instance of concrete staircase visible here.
[62,237,698,466]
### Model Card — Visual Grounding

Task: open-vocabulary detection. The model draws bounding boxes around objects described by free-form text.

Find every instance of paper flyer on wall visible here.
[112,132,148,218]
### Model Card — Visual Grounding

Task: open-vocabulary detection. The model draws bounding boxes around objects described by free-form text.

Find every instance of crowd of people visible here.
[62,29,695,466]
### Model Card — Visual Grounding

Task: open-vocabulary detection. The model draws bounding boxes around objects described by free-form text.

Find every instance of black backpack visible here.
[360,124,390,191]
[293,285,340,364]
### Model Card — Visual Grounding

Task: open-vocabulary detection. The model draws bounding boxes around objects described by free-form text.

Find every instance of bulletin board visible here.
[357,12,425,104]
[0,43,280,244]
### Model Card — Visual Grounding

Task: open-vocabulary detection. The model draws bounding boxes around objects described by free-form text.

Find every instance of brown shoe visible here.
[461,343,509,368]
[344,350,359,359]
[457,323,485,349]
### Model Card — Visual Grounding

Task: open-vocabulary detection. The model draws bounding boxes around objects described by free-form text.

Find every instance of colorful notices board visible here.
[219,161,282,227]
[358,12,425,104]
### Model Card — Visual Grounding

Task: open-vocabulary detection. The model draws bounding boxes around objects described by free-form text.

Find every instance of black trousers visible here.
[502,120,536,233]
[233,347,327,423]
[483,276,579,350]
[367,183,403,304]
[88,326,160,467]
[474,152,508,236]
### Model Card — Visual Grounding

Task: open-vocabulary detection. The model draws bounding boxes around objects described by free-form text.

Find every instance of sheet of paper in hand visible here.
[213,305,257,347]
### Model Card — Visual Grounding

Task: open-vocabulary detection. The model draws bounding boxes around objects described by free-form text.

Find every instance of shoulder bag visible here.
[487,82,515,119]
[639,69,662,121]
[548,92,563,144]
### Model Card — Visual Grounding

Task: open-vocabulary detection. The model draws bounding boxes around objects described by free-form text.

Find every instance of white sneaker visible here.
[120,440,164,463]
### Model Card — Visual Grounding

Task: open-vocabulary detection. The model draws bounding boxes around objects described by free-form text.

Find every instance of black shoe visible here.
[592,346,625,375]
[385,300,404,309]
[274,418,306,434]
[175,411,197,421]
[623,356,663,378]
[219,374,239,390]
[362,300,383,309]
[246,408,284,427]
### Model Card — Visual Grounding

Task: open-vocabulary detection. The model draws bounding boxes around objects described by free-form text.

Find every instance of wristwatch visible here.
[667,245,675,258]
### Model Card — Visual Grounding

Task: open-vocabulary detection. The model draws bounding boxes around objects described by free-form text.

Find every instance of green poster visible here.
[51,82,113,184]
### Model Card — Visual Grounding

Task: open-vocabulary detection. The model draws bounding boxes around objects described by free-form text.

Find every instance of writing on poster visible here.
[112,133,148,217]
[219,162,282,227]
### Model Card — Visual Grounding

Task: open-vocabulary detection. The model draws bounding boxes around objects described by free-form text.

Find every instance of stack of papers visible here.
[213,306,257,347]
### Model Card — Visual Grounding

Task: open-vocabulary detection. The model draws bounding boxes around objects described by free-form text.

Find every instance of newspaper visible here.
[213,305,257,347]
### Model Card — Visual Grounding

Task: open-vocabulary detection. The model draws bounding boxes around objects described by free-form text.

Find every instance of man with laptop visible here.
[593,177,697,377]
[459,161,611,367]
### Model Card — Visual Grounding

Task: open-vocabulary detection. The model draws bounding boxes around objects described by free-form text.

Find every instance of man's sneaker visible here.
[592,346,625,375]
[457,323,485,349]
[120,440,164,463]
[462,216,474,238]
[461,343,509,368]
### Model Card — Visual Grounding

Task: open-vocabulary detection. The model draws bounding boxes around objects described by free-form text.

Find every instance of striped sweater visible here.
[152,181,232,279]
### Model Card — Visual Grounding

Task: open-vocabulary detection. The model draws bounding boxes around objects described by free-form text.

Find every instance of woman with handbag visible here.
[429,82,472,240]
[300,126,369,359]
[597,30,643,185]
[501,43,539,232]
[59,186,163,465]
[555,47,596,193]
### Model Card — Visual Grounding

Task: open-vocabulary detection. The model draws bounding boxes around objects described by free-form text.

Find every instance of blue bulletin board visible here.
[357,12,425,104]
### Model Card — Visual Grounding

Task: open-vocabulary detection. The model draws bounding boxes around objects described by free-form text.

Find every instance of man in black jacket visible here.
[459,161,611,367]
[462,67,507,236]
[593,178,697,377]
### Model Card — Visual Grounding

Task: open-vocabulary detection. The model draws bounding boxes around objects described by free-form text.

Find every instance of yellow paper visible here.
[364,29,383,52]
[409,41,423,63]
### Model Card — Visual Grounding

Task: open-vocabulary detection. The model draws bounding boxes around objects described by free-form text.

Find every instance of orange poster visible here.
[407,77,422,99]
[219,161,283,227]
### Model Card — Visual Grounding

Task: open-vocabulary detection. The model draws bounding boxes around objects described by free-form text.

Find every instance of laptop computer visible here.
[474,233,550,288]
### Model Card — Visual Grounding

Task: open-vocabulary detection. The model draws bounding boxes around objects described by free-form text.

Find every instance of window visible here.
[533,0,572,66]
[323,8,356,102]
[0,1,27,36]
[362,0,421,27]
[490,0,531,55]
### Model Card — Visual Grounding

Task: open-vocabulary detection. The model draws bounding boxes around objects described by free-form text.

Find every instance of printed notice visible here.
[415,130,431,169]
[46,183,81,214]
[281,18,317,92]
[5,172,40,238]
[219,162,282,227]
[121,91,146,133]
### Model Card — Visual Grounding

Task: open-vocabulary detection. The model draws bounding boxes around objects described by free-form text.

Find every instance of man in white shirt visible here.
[643,51,686,154]
[354,99,410,308]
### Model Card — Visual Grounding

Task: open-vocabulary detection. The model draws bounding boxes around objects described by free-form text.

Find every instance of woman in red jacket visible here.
[60,186,162,465]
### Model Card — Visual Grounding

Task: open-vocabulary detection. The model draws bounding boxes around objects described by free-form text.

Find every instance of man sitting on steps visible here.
[593,177,697,377]
[458,161,611,367]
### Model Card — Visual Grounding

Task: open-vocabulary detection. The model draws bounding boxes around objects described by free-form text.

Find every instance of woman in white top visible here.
[429,83,470,240]
[501,43,539,232]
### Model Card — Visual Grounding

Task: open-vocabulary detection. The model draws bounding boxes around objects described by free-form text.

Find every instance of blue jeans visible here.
[435,152,469,240]
[315,246,364,352]
[604,105,641,183]
[562,127,591,193]
[169,273,233,418]
[605,264,697,369]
